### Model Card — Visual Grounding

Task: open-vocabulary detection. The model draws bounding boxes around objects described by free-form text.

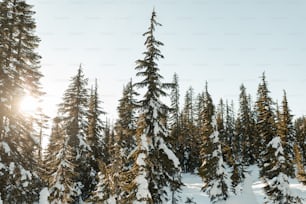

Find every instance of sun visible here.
[19,95,40,115]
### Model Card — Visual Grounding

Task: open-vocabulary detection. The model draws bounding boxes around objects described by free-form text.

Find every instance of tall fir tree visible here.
[295,116,306,183]
[276,91,296,178]
[236,84,256,165]
[0,0,43,202]
[86,79,106,200]
[198,82,215,168]
[169,73,181,164]
[127,10,182,203]
[256,74,301,203]
[256,73,277,170]
[179,88,199,173]
[114,80,138,164]
[49,66,91,202]
[222,101,236,166]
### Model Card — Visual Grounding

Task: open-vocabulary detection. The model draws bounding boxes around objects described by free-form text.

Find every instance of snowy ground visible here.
[38,166,306,204]
[180,167,306,204]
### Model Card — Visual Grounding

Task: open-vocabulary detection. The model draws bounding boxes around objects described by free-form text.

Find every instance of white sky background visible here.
[28,0,306,120]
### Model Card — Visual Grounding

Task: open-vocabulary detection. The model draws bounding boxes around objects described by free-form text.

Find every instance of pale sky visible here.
[28,0,306,120]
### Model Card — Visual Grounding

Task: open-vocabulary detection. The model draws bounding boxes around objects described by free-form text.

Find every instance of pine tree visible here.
[169,73,181,165]
[256,73,277,172]
[91,160,110,203]
[50,66,91,202]
[48,132,78,204]
[200,116,229,203]
[85,79,106,200]
[223,101,236,166]
[179,88,199,173]
[236,84,256,165]
[295,116,306,183]
[114,80,138,164]
[276,91,296,178]
[127,10,182,203]
[0,0,43,202]
[262,136,301,203]
[256,74,301,203]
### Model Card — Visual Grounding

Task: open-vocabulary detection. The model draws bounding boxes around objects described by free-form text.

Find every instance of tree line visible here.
[1,1,306,203]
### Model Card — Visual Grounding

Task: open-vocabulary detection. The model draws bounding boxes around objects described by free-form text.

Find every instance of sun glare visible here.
[19,95,39,114]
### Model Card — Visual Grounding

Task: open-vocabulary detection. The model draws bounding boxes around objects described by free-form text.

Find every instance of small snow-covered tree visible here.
[90,160,110,203]
[199,116,229,203]
[262,136,301,203]
[48,136,78,204]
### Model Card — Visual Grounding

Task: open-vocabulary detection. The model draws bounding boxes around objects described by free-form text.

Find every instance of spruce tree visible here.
[262,136,301,203]
[48,130,78,204]
[114,80,138,164]
[198,84,229,203]
[50,66,91,202]
[91,160,110,203]
[295,116,306,183]
[277,91,295,178]
[86,79,106,200]
[127,10,182,203]
[0,0,43,202]
[169,73,181,165]
[236,84,256,165]
[179,88,199,173]
[256,73,277,171]
[256,74,301,203]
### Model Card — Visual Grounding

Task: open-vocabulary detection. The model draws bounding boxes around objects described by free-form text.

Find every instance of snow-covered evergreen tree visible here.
[179,88,199,173]
[276,91,296,178]
[256,73,277,171]
[48,134,78,204]
[198,84,229,203]
[236,84,256,165]
[114,80,138,163]
[262,136,301,203]
[48,66,91,202]
[0,0,43,202]
[90,160,110,203]
[126,10,182,203]
[85,79,106,200]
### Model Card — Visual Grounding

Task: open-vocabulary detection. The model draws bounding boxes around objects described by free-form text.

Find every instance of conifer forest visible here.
[1,0,306,203]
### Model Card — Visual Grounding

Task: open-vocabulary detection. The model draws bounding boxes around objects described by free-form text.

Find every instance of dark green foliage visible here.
[198,83,215,168]
[0,0,43,202]
[178,88,200,173]
[114,80,138,163]
[236,85,257,165]
[85,80,106,200]
[276,91,296,178]
[256,73,277,173]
